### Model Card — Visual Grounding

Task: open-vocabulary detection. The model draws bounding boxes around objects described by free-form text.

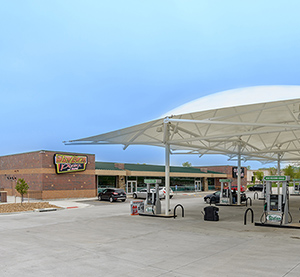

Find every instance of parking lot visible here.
[1,192,300,276]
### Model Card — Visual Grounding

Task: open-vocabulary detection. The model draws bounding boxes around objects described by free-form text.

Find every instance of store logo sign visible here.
[267,214,282,222]
[54,154,88,174]
[232,167,245,178]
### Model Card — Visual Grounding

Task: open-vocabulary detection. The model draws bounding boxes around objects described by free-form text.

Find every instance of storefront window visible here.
[97,175,217,192]
[127,176,137,181]
[136,176,163,189]
[207,178,215,190]
[129,176,207,191]
[170,177,195,191]
[97,176,116,193]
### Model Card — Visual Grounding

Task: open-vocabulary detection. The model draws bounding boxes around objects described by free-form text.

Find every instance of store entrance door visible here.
[126,181,137,194]
[195,180,202,191]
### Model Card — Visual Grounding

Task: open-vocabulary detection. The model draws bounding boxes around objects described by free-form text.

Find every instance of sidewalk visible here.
[2,191,210,209]
[48,198,93,209]
[3,195,93,209]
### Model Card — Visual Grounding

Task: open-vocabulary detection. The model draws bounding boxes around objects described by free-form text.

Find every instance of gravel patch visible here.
[0,202,61,213]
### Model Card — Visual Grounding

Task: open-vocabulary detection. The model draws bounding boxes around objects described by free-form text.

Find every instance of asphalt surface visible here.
[1,192,300,276]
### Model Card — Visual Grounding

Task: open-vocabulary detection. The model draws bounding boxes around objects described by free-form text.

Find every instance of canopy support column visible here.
[164,118,170,215]
[165,143,170,215]
[277,153,281,176]
[277,153,281,194]
[237,144,241,206]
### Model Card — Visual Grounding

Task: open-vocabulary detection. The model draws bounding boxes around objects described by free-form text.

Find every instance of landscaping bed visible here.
[0,202,61,213]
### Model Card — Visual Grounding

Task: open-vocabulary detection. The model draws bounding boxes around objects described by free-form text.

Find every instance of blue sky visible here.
[1,0,300,169]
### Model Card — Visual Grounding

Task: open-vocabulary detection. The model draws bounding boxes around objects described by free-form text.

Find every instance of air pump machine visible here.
[219,179,233,205]
[260,176,290,225]
[144,180,161,214]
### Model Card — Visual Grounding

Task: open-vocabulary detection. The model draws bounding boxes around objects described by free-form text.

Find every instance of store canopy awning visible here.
[65,86,300,163]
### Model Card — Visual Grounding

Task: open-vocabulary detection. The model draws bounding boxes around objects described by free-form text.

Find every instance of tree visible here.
[182,161,192,167]
[255,171,264,183]
[295,168,300,179]
[268,167,277,175]
[283,165,295,179]
[15,178,29,203]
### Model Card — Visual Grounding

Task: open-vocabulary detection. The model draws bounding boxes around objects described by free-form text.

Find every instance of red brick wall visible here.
[0,151,43,194]
[0,151,96,199]
[196,166,247,190]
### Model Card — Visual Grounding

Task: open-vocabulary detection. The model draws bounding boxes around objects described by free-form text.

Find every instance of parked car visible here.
[248,184,264,191]
[133,188,150,199]
[98,188,126,202]
[204,191,221,203]
[231,185,246,192]
[133,188,163,199]
[133,187,174,199]
[159,187,174,199]
[204,190,247,204]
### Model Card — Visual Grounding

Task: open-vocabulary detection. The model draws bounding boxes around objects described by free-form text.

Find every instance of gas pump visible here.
[292,179,300,195]
[260,176,290,225]
[144,182,161,214]
[219,179,232,205]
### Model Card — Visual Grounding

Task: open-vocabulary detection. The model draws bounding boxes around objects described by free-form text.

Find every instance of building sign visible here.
[220,179,232,183]
[54,154,88,174]
[144,179,162,184]
[232,167,245,178]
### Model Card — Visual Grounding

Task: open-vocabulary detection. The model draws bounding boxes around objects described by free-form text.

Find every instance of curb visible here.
[34,208,57,212]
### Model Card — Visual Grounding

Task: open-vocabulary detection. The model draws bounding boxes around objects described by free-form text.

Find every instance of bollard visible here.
[246,197,252,207]
[174,204,184,219]
[244,208,254,225]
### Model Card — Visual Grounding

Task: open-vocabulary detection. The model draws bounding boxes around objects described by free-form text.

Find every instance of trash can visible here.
[204,206,219,221]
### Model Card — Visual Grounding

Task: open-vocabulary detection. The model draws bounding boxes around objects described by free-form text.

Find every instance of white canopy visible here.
[66,85,300,211]
[66,86,300,163]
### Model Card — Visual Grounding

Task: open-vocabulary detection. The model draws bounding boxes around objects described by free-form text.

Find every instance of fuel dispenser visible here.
[219,179,233,205]
[260,176,290,225]
[144,183,161,214]
[292,179,300,195]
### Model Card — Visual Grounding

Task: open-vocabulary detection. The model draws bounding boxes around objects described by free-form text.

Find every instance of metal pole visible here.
[164,118,170,216]
[277,154,281,176]
[165,143,170,215]
[277,154,281,194]
[237,144,241,206]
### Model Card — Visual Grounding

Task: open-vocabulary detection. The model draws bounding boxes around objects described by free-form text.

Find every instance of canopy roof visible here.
[66,86,300,163]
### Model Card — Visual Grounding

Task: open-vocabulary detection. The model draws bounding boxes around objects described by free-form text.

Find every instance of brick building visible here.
[95,162,227,194]
[0,151,96,199]
[195,165,248,191]
[0,150,228,199]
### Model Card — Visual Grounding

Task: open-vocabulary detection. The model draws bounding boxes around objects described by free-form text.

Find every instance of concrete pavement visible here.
[1,192,300,276]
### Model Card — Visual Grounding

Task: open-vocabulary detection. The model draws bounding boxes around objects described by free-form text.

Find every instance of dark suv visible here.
[248,184,263,191]
[98,188,126,202]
